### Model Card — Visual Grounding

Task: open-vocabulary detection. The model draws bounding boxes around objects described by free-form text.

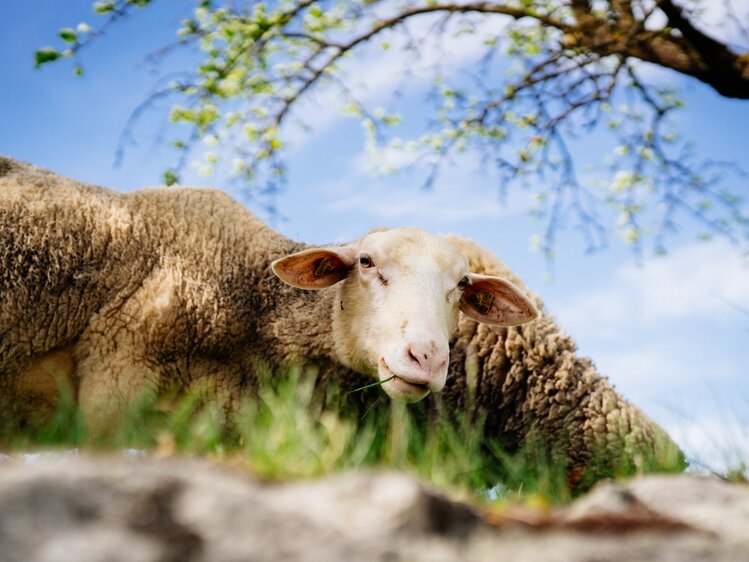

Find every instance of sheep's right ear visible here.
[271,247,357,289]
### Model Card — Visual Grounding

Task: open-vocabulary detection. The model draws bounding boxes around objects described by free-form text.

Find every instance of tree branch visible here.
[571,0,749,98]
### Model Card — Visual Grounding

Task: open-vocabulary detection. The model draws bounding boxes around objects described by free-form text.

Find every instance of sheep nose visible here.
[406,340,449,376]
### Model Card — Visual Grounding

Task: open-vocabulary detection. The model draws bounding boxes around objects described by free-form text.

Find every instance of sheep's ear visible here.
[271,247,357,289]
[459,273,538,326]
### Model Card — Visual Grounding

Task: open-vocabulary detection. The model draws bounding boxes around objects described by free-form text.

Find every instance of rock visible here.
[567,474,749,548]
[0,455,747,562]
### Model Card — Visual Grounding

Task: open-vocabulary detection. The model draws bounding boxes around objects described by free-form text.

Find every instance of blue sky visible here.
[2,0,749,470]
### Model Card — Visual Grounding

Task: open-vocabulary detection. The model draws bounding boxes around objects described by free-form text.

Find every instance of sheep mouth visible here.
[390,376,429,392]
[378,358,431,401]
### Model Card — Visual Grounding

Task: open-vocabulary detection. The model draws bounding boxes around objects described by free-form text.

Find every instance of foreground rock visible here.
[0,455,747,562]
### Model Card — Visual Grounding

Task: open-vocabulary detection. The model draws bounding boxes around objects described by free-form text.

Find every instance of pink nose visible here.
[405,340,449,376]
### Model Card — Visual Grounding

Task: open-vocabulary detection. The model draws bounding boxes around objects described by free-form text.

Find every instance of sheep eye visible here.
[359,255,374,268]
[458,276,470,289]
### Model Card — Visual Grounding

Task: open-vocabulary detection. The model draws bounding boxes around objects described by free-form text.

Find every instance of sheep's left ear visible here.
[459,273,538,326]
[271,246,357,289]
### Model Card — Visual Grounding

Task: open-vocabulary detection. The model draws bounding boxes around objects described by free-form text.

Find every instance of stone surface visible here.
[0,455,748,562]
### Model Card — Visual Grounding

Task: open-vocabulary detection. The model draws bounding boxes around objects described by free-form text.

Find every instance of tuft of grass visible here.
[5,384,86,449]
[0,367,689,505]
[232,367,375,479]
[349,375,395,393]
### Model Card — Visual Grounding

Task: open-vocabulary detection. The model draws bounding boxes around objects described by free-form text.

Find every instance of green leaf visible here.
[34,48,62,68]
[93,1,117,14]
[74,64,84,77]
[341,103,363,117]
[59,28,78,43]
[163,170,179,186]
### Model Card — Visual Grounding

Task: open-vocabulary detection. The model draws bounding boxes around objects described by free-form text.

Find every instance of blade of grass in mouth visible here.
[350,375,396,393]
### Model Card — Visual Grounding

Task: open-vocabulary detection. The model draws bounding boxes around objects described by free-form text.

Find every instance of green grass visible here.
[0,367,687,506]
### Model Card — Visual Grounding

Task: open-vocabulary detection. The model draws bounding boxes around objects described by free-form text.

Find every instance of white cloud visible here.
[326,187,519,223]
[547,239,749,448]
[555,239,749,332]
[322,159,525,223]
[284,138,527,226]
[353,142,432,175]
[581,335,743,409]
[661,411,749,474]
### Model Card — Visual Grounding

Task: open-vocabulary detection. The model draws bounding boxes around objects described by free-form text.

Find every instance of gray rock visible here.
[567,474,749,548]
[0,455,747,562]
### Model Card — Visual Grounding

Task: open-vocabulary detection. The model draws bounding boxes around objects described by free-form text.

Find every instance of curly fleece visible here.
[438,236,675,476]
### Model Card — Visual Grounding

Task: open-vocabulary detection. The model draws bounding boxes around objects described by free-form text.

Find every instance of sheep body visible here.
[0,156,676,477]
[0,156,322,426]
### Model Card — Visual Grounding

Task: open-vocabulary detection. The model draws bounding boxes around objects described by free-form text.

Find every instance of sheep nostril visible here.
[408,348,421,367]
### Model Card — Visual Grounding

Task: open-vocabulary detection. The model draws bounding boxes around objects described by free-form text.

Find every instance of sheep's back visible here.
[0,158,150,374]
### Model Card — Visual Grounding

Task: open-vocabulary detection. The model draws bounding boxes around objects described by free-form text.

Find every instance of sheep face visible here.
[272,228,537,402]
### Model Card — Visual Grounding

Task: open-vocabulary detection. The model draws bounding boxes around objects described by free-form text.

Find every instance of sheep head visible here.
[271,228,538,402]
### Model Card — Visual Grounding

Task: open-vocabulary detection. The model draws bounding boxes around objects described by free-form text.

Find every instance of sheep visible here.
[0,155,678,480]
